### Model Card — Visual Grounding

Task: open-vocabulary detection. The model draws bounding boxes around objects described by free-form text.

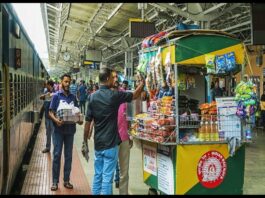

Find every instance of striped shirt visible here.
[69,83,78,96]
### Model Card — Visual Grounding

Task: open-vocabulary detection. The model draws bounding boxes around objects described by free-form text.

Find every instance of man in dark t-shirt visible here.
[212,81,223,101]
[83,68,144,195]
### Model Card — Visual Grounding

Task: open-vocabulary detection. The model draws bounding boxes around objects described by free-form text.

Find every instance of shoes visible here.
[64,181,73,189]
[115,181,119,188]
[42,148,50,153]
[51,183,58,191]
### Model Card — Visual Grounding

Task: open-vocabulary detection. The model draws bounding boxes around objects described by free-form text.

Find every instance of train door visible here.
[1,6,10,195]
[0,69,3,195]
[0,4,3,194]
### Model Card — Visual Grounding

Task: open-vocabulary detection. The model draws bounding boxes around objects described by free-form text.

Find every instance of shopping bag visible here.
[57,100,73,111]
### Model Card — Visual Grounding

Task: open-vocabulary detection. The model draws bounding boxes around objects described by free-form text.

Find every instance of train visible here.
[0,3,49,194]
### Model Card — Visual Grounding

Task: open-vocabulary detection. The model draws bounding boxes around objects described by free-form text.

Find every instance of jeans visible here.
[92,146,119,195]
[79,100,86,114]
[45,117,54,150]
[52,132,74,184]
[114,161,120,183]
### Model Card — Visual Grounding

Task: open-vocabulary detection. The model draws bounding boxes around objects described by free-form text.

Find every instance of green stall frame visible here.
[133,30,247,195]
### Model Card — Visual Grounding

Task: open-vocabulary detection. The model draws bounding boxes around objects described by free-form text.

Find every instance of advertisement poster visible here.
[157,145,174,194]
[215,97,241,140]
[143,144,157,176]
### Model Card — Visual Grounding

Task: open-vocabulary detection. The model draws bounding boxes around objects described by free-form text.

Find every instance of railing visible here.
[129,114,245,145]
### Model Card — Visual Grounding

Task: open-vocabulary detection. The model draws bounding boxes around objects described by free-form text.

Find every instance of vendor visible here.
[156,81,174,99]
[212,81,223,101]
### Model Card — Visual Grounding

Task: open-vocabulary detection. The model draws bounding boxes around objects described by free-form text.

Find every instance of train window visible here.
[0,71,3,129]
[28,77,30,102]
[25,76,27,107]
[23,76,26,109]
[30,77,33,101]
[27,77,30,104]
[10,73,14,119]
[18,75,21,113]
[14,74,17,116]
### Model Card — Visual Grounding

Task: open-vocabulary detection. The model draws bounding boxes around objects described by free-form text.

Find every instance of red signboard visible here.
[197,150,227,188]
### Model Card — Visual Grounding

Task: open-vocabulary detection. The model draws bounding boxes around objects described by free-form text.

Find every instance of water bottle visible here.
[245,129,252,140]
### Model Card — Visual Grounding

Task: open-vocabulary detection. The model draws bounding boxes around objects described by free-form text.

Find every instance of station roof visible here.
[40,3,251,77]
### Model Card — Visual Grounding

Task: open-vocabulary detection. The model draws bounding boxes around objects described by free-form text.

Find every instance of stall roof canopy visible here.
[141,30,245,66]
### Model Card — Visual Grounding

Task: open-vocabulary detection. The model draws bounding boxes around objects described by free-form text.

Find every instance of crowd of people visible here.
[40,69,144,194]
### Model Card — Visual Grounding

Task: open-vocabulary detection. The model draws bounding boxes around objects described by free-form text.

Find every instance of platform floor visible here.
[20,118,91,195]
[20,116,265,195]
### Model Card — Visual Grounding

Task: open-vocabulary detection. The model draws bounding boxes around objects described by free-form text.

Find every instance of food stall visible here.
[128,30,251,195]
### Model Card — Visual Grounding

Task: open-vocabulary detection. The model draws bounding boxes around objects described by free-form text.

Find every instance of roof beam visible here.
[95,3,123,34]
[64,20,87,29]
[41,3,51,54]
[46,3,60,12]
[221,21,251,31]
[154,3,210,21]
[77,3,103,44]
[55,3,71,64]
[230,26,250,34]
[209,3,243,22]
[101,8,159,51]
[203,3,227,14]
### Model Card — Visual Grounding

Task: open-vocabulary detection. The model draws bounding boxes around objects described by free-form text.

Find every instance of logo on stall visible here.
[197,150,227,188]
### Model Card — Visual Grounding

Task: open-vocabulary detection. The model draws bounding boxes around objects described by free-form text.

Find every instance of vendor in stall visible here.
[156,81,174,99]
[212,80,223,101]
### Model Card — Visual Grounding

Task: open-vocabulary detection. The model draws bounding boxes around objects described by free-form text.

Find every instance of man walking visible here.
[83,68,144,195]
[49,74,83,191]
[40,79,55,153]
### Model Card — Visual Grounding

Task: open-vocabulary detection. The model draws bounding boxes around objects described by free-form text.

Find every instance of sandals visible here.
[51,182,73,190]
[64,182,73,189]
[51,183,58,191]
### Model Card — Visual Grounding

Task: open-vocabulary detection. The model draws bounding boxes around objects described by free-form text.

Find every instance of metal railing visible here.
[129,114,245,145]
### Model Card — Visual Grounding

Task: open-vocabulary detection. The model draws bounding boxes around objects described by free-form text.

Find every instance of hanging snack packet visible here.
[215,54,226,74]
[178,73,186,91]
[205,54,216,74]
[225,52,236,72]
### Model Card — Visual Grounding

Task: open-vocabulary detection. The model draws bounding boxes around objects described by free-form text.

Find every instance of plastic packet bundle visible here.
[215,55,227,74]
[225,52,236,72]
[205,54,216,74]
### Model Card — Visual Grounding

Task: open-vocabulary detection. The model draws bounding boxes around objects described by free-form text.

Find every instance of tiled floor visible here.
[20,118,91,195]
[20,117,265,195]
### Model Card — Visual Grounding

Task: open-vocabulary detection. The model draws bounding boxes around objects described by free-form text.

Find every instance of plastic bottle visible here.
[245,128,252,141]
[204,121,210,141]
[219,130,225,141]
[209,120,214,141]
[212,121,219,141]
[198,121,204,141]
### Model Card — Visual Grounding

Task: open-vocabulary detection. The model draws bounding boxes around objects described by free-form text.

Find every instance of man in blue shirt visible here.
[69,79,78,98]
[83,68,145,195]
[49,74,83,191]
[77,80,87,114]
